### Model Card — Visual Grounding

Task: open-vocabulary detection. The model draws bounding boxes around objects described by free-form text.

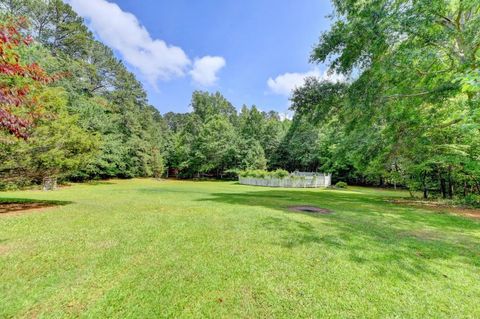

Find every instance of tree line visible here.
[163,92,290,178]
[0,0,169,188]
[0,0,479,206]
[0,0,293,188]
[289,0,480,203]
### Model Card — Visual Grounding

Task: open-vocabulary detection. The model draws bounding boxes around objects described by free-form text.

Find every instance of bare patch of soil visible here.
[0,245,10,256]
[391,199,480,220]
[0,202,55,216]
[288,205,333,214]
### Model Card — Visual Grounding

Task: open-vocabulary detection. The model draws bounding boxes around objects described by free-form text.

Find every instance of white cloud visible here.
[67,0,225,87]
[267,68,346,96]
[279,111,293,121]
[190,56,226,87]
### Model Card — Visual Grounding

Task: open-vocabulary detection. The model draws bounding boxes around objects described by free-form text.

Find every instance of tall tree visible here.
[297,0,480,198]
[0,18,58,139]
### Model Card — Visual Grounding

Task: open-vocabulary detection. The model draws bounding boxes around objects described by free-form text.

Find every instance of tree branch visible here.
[383,91,435,99]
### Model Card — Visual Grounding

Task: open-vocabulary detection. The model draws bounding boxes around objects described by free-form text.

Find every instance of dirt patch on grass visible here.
[288,205,333,214]
[0,245,10,256]
[90,240,117,250]
[0,202,55,216]
[401,229,440,241]
[391,199,480,220]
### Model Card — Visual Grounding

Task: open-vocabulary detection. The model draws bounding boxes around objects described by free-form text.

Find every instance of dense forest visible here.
[295,0,480,202]
[0,0,169,186]
[0,0,291,186]
[0,0,479,204]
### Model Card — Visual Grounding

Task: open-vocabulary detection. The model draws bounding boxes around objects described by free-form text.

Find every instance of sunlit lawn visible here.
[1,179,479,318]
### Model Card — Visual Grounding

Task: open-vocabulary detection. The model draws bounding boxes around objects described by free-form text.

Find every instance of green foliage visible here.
[290,77,348,123]
[461,194,480,208]
[166,92,287,178]
[0,3,293,185]
[237,138,267,170]
[0,2,171,186]
[271,114,324,171]
[4,0,477,205]
[191,91,237,123]
[335,181,348,189]
[0,87,99,188]
[281,0,480,200]
[272,169,289,178]
[239,169,291,179]
[251,170,267,178]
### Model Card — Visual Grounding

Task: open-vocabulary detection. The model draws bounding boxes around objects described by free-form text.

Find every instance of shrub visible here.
[239,169,291,179]
[462,194,480,208]
[242,169,266,178]
[238,170,248,177]
[272,169,289,178]
[253,170,267,178]
[244,170,256,178]
[226,169,240,177]
[335,181,348,188]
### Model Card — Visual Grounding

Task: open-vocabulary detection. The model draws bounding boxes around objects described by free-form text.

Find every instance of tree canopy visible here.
[0,0,478,205]
[287,0,480,201]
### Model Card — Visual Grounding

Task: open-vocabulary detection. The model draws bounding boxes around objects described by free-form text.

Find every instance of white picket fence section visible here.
[239,173,331,188]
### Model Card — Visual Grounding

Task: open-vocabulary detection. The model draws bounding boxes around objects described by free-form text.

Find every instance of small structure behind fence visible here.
[239,172,331,188]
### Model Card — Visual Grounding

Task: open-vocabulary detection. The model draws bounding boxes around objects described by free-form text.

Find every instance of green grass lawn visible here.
[1,179,479,318]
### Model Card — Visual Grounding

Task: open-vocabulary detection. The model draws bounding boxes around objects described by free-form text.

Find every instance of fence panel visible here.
[239,174,331,188]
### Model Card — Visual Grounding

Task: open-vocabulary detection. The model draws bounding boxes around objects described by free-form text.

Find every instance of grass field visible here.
[1,179,480,318]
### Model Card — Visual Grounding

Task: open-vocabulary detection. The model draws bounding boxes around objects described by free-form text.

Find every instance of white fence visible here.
[239,173,331,188]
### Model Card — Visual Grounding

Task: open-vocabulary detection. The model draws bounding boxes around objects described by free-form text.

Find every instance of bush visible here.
[253,170,267,178]
[239,169,290,179]
[272,169,289,178]
[225,169,240,177]
[246,170,253,178]
[462,194,480,208]
[238,170,248,177]
[335,181,348,188]
[242,169,265,178]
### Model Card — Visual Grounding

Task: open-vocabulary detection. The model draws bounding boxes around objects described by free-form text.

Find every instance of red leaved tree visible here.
[0,18,58,139]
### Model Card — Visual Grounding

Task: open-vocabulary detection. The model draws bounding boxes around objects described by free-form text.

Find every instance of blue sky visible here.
[67,0,335,114]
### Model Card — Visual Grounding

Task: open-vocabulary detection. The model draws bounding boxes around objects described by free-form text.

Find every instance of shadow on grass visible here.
[198,189,480,278]
[200,189,479,230]
[0,198,72,215]
[85,180,115,185]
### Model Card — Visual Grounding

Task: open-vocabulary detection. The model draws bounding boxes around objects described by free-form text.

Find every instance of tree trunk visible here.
[408,188,414,198]
[440,178,447,199]
[447,166,453,199]
[423,187,428,199]
[422,173,428,199]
